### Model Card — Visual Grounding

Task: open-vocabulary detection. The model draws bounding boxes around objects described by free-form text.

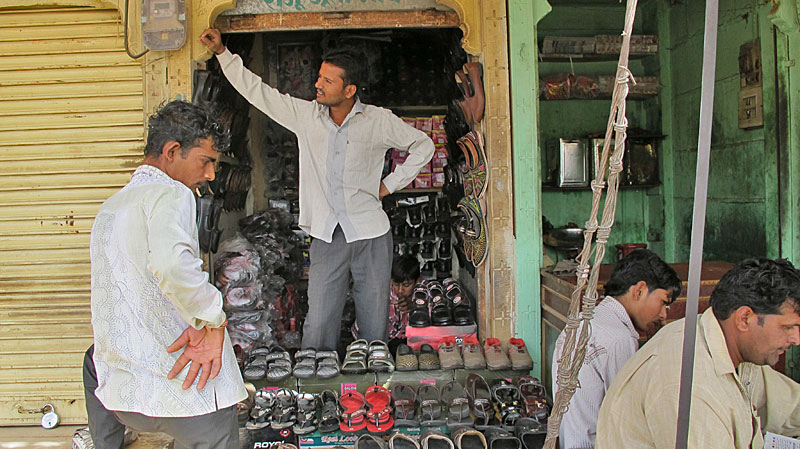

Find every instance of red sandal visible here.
[365,385,394,433]
[340,390,368,433]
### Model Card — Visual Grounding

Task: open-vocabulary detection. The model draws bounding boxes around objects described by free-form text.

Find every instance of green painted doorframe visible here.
[508,0,550,378]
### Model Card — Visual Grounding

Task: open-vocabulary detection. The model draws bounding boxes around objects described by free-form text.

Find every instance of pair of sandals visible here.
[410,280,469,327]
[243,347,292,382]
[292,348,340,379]
[340,386,394,433]
[443,277,473,325]
[342,340,396,374]
[516,376,550,422]
[246,388,298,431]
[491,379,525,431]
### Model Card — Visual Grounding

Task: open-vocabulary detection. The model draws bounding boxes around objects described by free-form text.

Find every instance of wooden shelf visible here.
[395,188,441,194]
[385,105,448,112]
[539,53,656,62]
[542,183,660,191]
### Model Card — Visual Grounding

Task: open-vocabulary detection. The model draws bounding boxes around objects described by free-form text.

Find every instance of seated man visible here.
[596,257,800,448]
[353,254,420,353]
[552,249,681,449]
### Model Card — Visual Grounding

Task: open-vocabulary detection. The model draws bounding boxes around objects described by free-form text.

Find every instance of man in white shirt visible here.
[551,249,681,449]
[84,101,247,449]
[200,29,435,351]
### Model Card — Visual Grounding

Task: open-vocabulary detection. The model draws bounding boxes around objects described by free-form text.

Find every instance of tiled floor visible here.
[0,426,172,449]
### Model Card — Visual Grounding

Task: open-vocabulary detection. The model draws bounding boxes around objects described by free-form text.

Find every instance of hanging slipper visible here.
[367,340,396,373]
[440,380,473,429]
[391,383,419,427]
[409,283,432,328]
[443,278,472,325]
[462,341,487,369]
[365,385,394,433]
[395,343,419,372]
[457,196,488,267]
[508,339,534,371]
[484,338,511,371]
[356,434,388,449]
[428,280,453,326]
[340,390,368,433]
[465,373,495,429]
[438,338,464,370]
[461,131,488,199]
[318,390,341,433]
[418,383,446,427]
[390,432,421,449]
[462,62,485,125]
[418,344,441,371]
[420,428,455,449]
[452,426,488,449]
[293,392,318,435]
[316,350,340,379]
[456,139,475,197]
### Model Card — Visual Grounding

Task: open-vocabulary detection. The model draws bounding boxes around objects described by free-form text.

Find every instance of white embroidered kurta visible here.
[90,165,246,417]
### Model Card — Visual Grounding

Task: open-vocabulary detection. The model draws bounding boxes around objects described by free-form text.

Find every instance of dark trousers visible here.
[82,346,239,449]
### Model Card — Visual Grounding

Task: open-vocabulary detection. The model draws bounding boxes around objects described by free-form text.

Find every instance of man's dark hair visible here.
[144,100,230,158]
[321,48,364,94]
[392,255,420,284]
[604,249,682,302]
[710,258,800,320]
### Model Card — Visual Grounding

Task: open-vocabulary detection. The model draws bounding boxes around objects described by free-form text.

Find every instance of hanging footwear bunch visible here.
[448,60,488,268]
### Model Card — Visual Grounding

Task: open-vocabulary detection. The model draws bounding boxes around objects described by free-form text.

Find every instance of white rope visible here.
[543,1,638,447]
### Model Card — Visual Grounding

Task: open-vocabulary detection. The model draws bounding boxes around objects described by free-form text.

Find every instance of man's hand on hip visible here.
[200,28,225,55]
[379,181,390,199]
[166,325,225,390]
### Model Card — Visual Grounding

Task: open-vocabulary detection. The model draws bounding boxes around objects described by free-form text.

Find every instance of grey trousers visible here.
[302,226,392,351]
[82,346,238,449]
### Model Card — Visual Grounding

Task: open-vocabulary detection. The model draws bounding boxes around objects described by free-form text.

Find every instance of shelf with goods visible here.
[537,0,664,264]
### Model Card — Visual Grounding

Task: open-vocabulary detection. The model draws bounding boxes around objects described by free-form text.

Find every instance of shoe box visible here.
[297,372,378,395]
[248,426,298,449]
[405,323,478,351]
[298,430,359,449]
[375,368,454,389]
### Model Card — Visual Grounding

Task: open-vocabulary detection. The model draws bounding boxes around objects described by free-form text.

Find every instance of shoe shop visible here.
[4,0,800,448]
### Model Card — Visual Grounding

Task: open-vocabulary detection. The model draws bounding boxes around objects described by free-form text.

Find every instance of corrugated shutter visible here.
[0,6,144,425]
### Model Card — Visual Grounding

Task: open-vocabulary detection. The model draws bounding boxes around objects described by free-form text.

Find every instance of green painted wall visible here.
[663,0,779,262]
[537,0,665,264]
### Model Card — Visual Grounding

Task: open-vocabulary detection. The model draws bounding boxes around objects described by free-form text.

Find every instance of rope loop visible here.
[590,179,606,193]
[616,65,637,86]
[596,226,611,243]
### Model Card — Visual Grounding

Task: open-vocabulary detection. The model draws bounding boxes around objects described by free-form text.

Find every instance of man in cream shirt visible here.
[85,101,246,449]
[596,258,800,448]
[200,29,434,351]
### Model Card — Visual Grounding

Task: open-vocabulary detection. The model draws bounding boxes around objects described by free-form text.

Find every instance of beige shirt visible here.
[216,49,434,243]
[596,308,800,449]
[91,165,246,417]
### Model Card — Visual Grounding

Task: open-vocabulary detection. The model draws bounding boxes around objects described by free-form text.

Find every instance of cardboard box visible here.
[416,117,433,133]
[431,130,447,146]
[376,368,454,390]
[432,172,445,189]
[431,151,448,172]
[401,117,417,128]
[298,430,360,449]
[405,324,478,351]
[248,427,297,449]
[297,372,377,395]
[431,115,445,130]
[414,173,432,189]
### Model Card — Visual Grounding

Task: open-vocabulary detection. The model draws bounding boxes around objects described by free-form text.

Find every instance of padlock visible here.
[41,404,59,429]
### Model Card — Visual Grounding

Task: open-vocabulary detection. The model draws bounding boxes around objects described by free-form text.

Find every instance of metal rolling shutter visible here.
[0,6,144,425]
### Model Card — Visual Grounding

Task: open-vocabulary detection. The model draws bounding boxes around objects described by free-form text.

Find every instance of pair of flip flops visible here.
[339,386,394,433]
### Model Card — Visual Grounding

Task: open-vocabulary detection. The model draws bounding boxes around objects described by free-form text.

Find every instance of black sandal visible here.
[409,283,431,327]
[428,281,453,326]
[318,390,341,433]
[466,373,495,429]
[443,278,472,325]
[490,379,523,431]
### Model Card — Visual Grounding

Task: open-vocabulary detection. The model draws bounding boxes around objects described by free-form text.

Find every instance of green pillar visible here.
[508,0,550,378]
